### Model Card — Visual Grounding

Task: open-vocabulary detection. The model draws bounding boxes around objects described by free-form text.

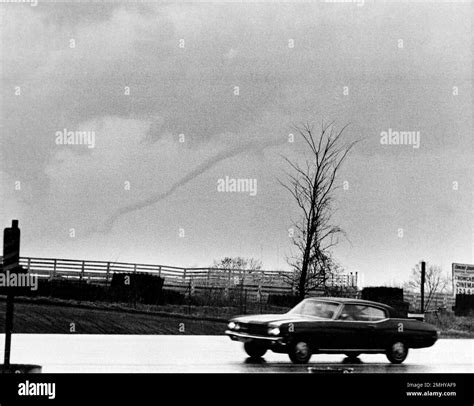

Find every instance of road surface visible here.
[2,335,472,373]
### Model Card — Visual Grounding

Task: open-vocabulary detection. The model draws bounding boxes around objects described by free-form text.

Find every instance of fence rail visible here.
[1,256,358,298]
[4,257,462,310]
[403,290,455,312]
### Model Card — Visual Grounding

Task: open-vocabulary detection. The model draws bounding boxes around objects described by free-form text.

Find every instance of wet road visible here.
[2,335,473,373]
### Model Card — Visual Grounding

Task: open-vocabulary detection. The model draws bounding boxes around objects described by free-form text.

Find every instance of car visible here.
[225,297,439,364]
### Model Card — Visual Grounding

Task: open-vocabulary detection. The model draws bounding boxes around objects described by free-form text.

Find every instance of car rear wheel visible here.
[289,340,312,364]
[386,341,408,364]
[244,342,267,358]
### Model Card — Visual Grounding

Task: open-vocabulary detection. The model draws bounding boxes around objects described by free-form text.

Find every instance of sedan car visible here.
[226,297,439,364]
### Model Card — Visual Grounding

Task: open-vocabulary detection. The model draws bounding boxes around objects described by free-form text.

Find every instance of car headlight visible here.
[268,327,280,336]
[228,322,240,330]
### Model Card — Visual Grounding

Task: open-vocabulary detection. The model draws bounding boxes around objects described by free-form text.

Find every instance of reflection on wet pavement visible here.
[2,335,472,373]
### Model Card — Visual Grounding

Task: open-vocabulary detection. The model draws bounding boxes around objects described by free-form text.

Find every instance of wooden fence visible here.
[403,290,456,312]
[6,256,358,299]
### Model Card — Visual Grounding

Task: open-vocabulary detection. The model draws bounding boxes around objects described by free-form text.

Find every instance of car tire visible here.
[288,340,312,364]
[386,341,409,364]
[244,342,267,358]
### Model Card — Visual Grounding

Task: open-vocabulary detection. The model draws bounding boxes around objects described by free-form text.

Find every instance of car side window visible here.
[365,306,387,321]
[339,304,365,321]
[339,305,387,321]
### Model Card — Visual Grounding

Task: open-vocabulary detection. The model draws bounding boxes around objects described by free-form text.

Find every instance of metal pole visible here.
[4,293,14,365]
[421,261,426,313]
[3,220,20,366]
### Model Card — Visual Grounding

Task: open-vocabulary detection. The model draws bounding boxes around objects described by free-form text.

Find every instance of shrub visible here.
[33,279,108,301]
[110,273,164,304]
[267,294,298,307]
[159,289,185,305]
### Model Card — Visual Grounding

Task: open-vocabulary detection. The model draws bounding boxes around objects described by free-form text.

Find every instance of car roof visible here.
[304,296,394,311]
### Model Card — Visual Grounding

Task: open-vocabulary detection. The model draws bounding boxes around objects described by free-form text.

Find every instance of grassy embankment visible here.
[0,296,228,334]
[0,296,472,337]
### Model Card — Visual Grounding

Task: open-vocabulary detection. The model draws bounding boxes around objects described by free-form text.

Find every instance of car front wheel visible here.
[244,342,267,358]
[386,341,409,364]
[289,340,312,364]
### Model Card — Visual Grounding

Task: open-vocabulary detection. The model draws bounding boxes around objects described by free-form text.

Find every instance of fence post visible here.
[106,262,110,286]
[53,258,57,279]
[158,266,161,278]
[244,289,247,314]
[80,261,85,282]
[132,264,138,309]
[183,268,187,282]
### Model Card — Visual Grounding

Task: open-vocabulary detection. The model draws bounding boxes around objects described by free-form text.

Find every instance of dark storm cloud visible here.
[1,2,471,285]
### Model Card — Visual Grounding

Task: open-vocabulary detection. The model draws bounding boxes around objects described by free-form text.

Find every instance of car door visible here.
[331,304,373,350]
[296,300,341,349]
[363,306,390,349]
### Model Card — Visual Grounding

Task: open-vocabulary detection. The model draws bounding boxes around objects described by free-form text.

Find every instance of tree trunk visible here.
[298,261,307,301]
[298,244,312,300]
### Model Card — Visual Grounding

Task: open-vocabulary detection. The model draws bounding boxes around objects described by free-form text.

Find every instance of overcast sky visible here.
[1,1,472,286]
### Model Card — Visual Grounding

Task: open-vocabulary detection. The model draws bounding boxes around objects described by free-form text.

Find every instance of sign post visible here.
[3,220,21,366]
[4,294,14,365]
[1,220,42,373]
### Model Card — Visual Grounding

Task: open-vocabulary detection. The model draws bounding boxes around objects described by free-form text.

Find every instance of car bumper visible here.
[410,336,438,349]
[225,330,286,347]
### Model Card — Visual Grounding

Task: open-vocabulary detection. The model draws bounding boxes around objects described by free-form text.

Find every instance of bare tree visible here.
[404,263,449,311]
[281,121,358,300]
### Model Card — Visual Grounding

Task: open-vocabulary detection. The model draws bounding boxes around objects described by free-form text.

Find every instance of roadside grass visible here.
[0,296,226,334]
[0,295,287,334]
[0,295,472,337]
[425,312,474,338]
[8,295,289,320]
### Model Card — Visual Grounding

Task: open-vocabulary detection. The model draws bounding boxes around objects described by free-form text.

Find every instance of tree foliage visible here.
[404,263,450,310]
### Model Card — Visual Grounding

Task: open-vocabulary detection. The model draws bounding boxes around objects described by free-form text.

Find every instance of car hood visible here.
[231,313,326,325]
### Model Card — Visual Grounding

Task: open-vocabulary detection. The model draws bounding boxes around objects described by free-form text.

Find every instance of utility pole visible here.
[420,261,426,313]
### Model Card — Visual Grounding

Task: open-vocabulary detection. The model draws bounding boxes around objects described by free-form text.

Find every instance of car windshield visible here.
[287,299,339,319]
